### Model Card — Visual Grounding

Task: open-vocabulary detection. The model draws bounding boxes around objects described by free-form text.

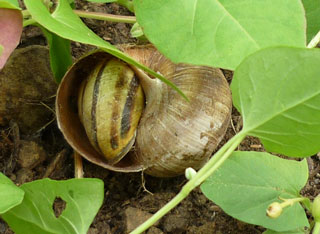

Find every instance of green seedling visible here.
[1,173,104,234]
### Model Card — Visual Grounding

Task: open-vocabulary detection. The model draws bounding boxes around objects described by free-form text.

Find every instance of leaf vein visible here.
[190,0,198,35]
[215,0,260,49]
[246,91,320,134]
[281,112,319,125]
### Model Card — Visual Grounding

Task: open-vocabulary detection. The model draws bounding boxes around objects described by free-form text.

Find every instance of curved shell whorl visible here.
[123,46,232,177]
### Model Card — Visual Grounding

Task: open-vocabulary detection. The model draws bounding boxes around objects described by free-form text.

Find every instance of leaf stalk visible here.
[22,10,30,18]
[313,221,320,234]
[23,18,36,27]
[22,9,136,24]
[307,31,320,48]
[73,10,136,24]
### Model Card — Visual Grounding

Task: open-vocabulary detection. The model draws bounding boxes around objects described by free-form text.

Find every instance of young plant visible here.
[0,173,104,234]
[132,46,320,234]
[1,0,320,233]
[131,0,320,233]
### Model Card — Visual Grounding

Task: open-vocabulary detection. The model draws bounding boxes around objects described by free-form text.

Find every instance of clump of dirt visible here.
[0,46,57,135]
[1,1,319,234]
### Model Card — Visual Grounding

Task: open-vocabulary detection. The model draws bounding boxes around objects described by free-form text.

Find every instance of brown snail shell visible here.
[56,45,232,177]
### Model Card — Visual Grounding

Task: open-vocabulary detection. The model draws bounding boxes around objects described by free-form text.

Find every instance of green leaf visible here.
[130,22,148,41]
[134,0,306,70]
[0,44,3,55]
[302,0,320,43]
[130,22,144,38]
[264,228,307,234]
[24,0,188,100]
[24,0,112,49]
[0,0,20,9]
[2,178,104,234]
[0,173,24,214]
[41,27,73,83]
[231,47,320,157]
[201,151,309,232]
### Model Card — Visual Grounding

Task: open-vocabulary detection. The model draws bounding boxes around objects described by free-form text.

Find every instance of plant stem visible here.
[117,0,134,13]
[23,18,36,27]
[130,131,246,234]
[313,221,320,234]
[22,9,136,24]
[307,31,320,48]
[74,151,84,179]
[73,10,136,24]
[22,10,30,18]
[280,197,308,207]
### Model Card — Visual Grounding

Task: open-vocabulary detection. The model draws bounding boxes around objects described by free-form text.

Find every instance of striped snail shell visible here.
[56,45,232,177]
[77,59,144,164]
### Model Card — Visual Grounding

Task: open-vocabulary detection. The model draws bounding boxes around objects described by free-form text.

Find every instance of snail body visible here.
[56,45,232,177]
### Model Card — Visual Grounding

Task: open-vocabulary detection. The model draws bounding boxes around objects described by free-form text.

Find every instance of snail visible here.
[56,45,232,177]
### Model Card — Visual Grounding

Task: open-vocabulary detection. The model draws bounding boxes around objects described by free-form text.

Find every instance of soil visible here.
[1,1,319,234]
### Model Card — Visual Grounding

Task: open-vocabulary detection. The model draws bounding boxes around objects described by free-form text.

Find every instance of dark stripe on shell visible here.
[110,65,127,150]
[120,75,140,138]
[91,60,107,153]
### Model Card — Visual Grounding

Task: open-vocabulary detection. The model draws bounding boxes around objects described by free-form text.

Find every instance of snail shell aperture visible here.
[56,45,232,177]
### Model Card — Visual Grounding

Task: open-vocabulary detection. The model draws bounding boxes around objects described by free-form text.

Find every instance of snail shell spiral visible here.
[56,45,232,177]
[123,46,232,177]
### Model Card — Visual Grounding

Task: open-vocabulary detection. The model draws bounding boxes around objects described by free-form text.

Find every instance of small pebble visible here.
[163,213,188,233]
[124,207,158,233]
[147,226,164,234]
[17,140,46,169]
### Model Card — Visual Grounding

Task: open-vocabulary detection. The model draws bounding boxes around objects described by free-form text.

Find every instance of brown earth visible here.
[1,1,319,234]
